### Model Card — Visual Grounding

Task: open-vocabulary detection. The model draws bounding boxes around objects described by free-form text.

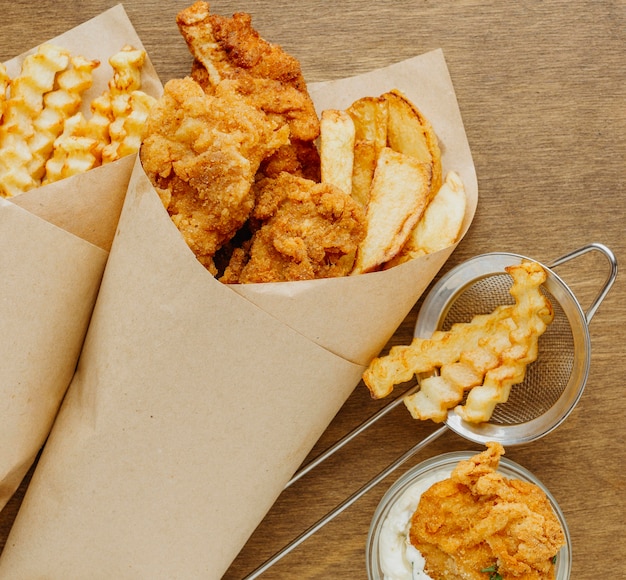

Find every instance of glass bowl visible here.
[366,451,571,579]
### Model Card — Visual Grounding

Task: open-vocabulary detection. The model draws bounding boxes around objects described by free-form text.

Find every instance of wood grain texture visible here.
[1,1,625,578]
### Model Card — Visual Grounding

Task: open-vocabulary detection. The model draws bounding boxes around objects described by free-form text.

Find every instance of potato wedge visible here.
[320,109,355,196]
[350,139,377,208]
[347,95,388,150]
[386,170,466,267]
[383,89,442,196]
[352,147,432,274]
[346,96,388,206]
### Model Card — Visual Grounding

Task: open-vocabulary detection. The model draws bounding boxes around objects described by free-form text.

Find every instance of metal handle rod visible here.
[243,425,448,580]
[285,384,419,488]
[547,242,617,324]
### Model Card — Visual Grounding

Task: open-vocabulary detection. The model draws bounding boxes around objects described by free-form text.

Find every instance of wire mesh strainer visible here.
[242,243,616,579]
[417,243,616,446]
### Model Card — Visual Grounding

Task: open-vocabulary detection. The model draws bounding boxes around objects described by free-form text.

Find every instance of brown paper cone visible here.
[0,50,476,578]
[0,5,162,511]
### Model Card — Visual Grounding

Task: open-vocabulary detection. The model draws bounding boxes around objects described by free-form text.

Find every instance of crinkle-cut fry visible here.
[0,109,39,196]
[84,92,113,163]
[28,55,99,180]
[363,260,554,424]
[102,90,156,164]
[85,46,155,165]
[0,138,34,197]
[108,45,146,94]
[43,112,98,184]
[9,44,70,117]
[0,44,71,197]
[364,308,515,399]
[115,90,157,158]
[402,314,518,422]
[1,44,152,194]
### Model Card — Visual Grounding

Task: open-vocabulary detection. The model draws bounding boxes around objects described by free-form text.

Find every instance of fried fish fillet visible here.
[177,1,320,179]
[221,172,366,283]
[410,443,565,579]
[140,76,288,274]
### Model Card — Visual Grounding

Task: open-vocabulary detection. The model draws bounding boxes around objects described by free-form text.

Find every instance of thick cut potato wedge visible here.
[386,170,466,267]
[350,139,377,208]
[346,96,388,207]
[319,109,355,196]
[353,147,432,274]
[383,89,442,196]
[347,95,388,148]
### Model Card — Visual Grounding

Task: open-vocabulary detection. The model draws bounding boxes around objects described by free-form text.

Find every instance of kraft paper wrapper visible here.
[0,5,162,512]
[0,49,476,578]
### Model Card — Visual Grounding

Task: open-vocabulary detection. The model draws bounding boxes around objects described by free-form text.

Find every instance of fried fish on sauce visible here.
[410,443,566,580]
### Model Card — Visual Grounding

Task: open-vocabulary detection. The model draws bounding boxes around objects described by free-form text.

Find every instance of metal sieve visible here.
[242,243,616,578]
[416,242,617,446]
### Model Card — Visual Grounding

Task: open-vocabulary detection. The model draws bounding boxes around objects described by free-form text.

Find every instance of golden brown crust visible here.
[221,173,365,283]
[177,1,320,143]
[140,77,289,274]
[410,443,565,579]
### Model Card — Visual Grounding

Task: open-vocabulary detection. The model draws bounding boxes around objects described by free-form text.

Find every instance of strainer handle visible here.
[548,242,617,324]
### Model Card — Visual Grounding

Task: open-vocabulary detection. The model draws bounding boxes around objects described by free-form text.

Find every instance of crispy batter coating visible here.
[410,443,565,580]
[178,1,320,179]
[140,76,288,274]
[220,172,366,283]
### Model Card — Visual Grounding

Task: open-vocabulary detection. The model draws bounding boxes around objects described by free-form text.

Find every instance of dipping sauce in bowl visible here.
[366,448,571,580]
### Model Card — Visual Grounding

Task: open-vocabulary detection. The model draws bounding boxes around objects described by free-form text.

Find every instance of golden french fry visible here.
[43,113,98,184]
[383,89,442,196]
[28,54,99,180]
[9,44,70,117]
[363,261,554,423]
[319,109,355,196]
[108,45,146,93]
[111,90,157,160]
[352,147,432,274]
[85,92,113,163]
[385,170,466,267]
[0,44,71,196]
[0,43,153,194]
[0,63,9,123]
[98,46,156,165]
[43,45,155,178]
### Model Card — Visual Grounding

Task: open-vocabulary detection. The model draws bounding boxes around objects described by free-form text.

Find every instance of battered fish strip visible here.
[176,1,321,179]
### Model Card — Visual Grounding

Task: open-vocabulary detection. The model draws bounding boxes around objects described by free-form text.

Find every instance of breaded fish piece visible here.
[177,2,320,179]
[140,77,288,274]
[221,172,366,283]
[410,443,566,579]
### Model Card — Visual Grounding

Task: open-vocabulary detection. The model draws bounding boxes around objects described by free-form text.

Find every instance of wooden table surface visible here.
[2,1,624,578]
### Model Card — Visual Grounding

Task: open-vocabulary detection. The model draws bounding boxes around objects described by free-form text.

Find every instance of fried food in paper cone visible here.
[0,6,476,578]
[0,5,162,512]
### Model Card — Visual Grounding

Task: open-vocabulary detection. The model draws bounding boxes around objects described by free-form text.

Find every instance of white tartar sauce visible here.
[378,467,452,580]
